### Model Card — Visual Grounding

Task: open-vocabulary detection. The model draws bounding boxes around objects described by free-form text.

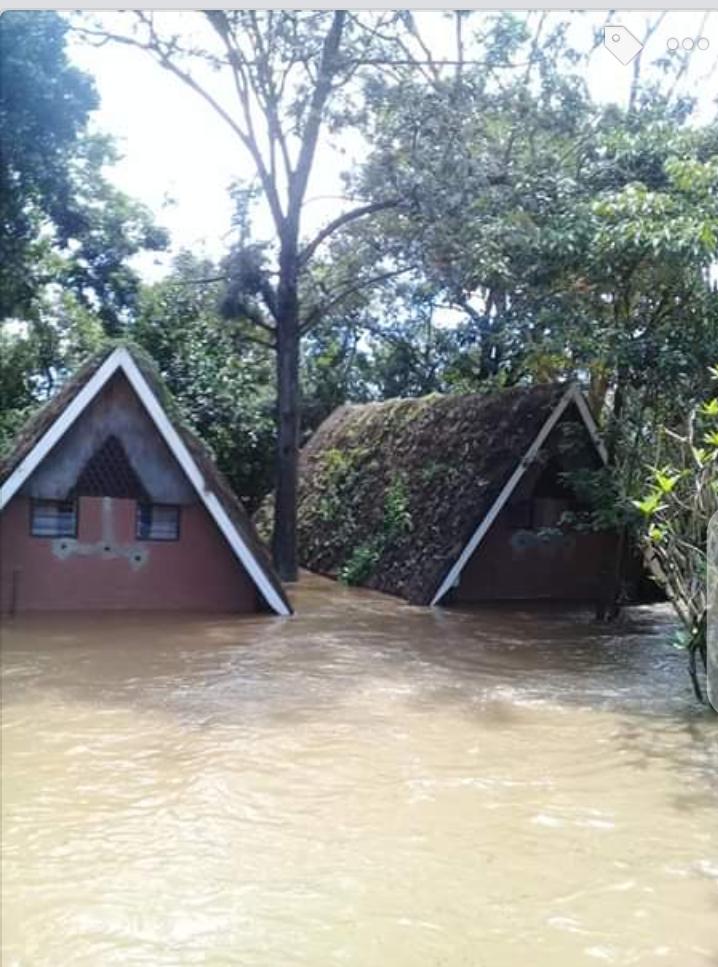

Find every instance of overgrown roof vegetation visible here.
[278,383,593,604]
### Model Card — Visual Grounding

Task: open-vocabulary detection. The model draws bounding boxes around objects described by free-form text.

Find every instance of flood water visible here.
[2,574,717,966]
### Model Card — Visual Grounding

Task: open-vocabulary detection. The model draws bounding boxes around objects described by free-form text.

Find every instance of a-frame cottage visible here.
[291,383,634,607]
[0,346,291,615]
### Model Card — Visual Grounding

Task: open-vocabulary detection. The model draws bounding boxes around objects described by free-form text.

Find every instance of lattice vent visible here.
[72,435,149,500]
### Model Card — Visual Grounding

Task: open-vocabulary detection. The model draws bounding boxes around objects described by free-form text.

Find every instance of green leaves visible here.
[591,147,718,265]
[133,253,276,510]
[633,492,665,516]
[0,13,167,330]
[637,368,718,694]
[338,472,413,585]
[654,468,685,494]
[352,26,717,405]
[648,523,665,542]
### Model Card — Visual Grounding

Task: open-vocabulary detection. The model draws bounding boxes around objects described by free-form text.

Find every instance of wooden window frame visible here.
[135,502,181,542]
[29,498,78,539]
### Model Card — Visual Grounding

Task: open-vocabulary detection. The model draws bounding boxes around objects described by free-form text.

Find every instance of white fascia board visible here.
[117,350,291,616]
[567,384,608,465]
[0,346,290,616]
[430,384,606,606]
[0,348,124,511]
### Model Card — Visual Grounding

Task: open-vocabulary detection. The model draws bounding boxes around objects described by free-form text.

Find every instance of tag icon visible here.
[603,25,644,65]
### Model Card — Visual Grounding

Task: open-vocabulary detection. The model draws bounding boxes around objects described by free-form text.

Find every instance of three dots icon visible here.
[667,37,710,52]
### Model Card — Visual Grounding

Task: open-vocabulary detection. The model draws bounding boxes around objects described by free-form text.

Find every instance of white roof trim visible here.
[430,384,607,607]
[1,349,123,510]
[0,347,290,616]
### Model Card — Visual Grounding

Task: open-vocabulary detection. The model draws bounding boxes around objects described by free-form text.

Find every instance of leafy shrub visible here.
[339,537,383,585]
[635,366,718,703]
[339,473,413,585]
[316,447,367,523]
[383,474,413,538]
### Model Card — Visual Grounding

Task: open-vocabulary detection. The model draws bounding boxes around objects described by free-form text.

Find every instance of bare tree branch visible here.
[72,17,288,232]
[300,266,412,333]
[298,199,400,267]
[629,12,667,111]
[288,12,346,228]
[204,12,286,228]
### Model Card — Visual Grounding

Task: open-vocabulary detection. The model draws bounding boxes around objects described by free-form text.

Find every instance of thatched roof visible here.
[291,384,601,605]
[1,343,291,616]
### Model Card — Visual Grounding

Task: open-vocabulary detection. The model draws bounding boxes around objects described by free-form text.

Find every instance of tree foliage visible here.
[0,11,167,331]
[133,254,276,511]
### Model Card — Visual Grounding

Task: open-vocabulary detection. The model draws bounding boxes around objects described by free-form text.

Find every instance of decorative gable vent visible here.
[72,435,149,500]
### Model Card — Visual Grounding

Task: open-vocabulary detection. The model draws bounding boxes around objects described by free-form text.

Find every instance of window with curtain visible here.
[136,503,180,541]
[30,499,77,538]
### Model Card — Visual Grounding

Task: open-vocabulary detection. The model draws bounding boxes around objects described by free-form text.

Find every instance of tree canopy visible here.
[0,11,167,332]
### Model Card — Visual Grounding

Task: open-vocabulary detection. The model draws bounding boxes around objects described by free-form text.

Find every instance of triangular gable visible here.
[429,384,607,606]
[0,347,291,616]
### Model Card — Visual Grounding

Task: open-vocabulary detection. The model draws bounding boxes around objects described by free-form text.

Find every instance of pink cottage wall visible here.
[0,495,259,613]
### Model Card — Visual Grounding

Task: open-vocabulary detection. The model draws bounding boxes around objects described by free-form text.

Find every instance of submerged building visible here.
[0,345,290,615]
[292,383,631,607]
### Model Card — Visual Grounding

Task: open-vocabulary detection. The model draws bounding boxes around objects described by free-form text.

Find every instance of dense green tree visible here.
[1,11,96,318]
[355,52,718,412]
[0,294,106,452]
[133,254,276,511]
[0,12,167,331]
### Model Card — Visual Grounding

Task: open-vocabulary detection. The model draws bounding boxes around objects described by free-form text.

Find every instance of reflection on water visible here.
[2,574,717,966]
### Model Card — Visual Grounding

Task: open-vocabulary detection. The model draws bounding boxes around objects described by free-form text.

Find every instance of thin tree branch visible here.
[288,11,346,225]
[231,328,276,351]
[629,12,667,111]
[169,275,228,286]
[300,266,412,333]
[225,295,277,335]
[247,11,294,186]
[204,12,286,228]
[298,199,400,267]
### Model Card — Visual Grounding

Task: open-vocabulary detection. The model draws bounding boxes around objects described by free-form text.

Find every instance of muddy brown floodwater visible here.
[2,574,717,966]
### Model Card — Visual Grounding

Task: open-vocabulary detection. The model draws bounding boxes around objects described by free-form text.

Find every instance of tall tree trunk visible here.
[272,242,301,581]
[601,363,630,620]
[268,13,346,583]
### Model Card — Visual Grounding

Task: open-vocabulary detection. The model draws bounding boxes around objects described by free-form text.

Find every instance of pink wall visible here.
[0,496,259,613]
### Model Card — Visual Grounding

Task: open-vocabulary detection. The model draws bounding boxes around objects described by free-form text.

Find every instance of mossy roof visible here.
[1,342,290,615]
[293,383,590,604]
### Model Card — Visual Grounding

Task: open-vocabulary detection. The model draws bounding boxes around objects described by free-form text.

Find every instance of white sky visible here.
[67,10,716,280]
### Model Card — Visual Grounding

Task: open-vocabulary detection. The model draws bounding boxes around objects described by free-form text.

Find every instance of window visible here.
[30,499,77,538]
[136,503,180,541]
